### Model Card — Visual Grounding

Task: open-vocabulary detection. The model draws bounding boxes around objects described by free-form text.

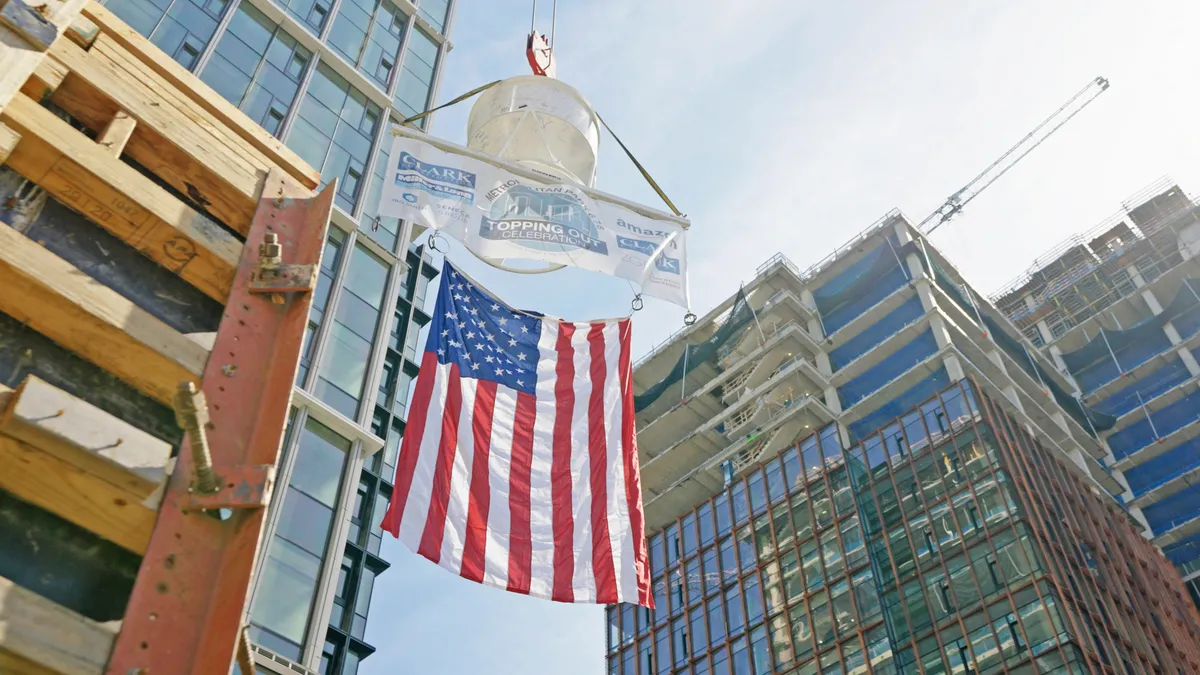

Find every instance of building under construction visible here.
[607,209,1200,674]
[992,178,1200,605]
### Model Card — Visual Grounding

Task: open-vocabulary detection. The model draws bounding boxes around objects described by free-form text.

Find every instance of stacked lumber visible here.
[0,1,330,672]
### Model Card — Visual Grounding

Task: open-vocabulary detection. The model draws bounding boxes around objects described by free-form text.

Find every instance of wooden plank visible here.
[0,121,19,163]
[0,220,208,405]
[49,37,264,234]
[20,56,68,101]
[1,92,241,301]
[0,0,86,112]
[0,380,158,554]
[0,575,114,675]
[1,375,171,495]
[96,109,134,157]
[65,14,98,47]
[81,2,320,191]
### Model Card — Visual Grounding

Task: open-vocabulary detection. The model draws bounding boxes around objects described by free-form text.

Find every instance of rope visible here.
[596,112,683,217]
[401,80,503,128]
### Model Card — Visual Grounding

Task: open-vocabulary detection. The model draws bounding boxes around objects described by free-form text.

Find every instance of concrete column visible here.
[808,318,824,343]
[987,350,1006,371]
[1051,411,1070,435]
[1034,320,1054,346]
[823,386,842,414]
[905,252,927,281]
[814,351,833,378]
[1178,347,1200,377]
[943,354,965,382]
[1023,294,1055,345]
[1142,288,1163,315]
[1069,446,1090,474]
[1164,321,1183,345]
[915,279,938,312]
[1004,385,1025,412]
[1046,345,1082,395]
[801,288,825,342]
[1125,264,1147,288]
[893,220,913,244]
[837,423,851,450]
[929,313,954,349]
[1048,345,1068,372]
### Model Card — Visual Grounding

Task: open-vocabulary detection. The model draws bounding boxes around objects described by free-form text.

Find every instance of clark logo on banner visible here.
[378,132,691,309]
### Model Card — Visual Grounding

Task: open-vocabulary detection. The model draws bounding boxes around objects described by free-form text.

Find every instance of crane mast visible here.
[921,76,1111,235]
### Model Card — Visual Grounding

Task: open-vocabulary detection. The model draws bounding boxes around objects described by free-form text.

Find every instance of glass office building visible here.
[992,180,1200,604]
[613,213,1200,674]
[90,0,458,671]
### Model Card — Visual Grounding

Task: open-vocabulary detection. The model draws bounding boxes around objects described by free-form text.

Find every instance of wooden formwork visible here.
[0,1,334,673]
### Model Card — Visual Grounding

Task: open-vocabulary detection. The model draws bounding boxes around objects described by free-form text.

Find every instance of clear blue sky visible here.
[362,1,1200,672]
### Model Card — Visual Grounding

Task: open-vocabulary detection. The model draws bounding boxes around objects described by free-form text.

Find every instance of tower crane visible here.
[920,76,1111,235]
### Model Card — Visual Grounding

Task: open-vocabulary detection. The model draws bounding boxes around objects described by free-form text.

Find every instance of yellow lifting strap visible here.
[401,80,504,128]
[596,112,683,218]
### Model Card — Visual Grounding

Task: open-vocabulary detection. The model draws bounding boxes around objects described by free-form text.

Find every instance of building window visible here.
[199,3,311,137]
[250,419,350,658]
[392,28,437,121]
[288,62,382,213]
[102,0,228,70]
[350,564,376,639]
[315,243,389,417]
[298,229,346,386]
[417,0,449,34]
[357,139,402,251]
[330,553,355,630]
[276,0,332,35]
[328,0,407,90]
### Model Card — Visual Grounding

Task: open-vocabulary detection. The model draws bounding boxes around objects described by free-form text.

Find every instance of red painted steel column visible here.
[106,169,336,675]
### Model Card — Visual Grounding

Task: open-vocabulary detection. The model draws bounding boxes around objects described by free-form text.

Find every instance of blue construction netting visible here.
[1143,486,1200,534]
[847,367,950,444]
[1123,436,1200,497]
[1175,304,1200,341]
[1106,390,1200,460]
[1163,530,1200,569]
[1092,358,1190,417]
[634,288,755,412]
[837,330,940,410]
[1061,278,1200,395]
[829,296,926,371]
[899,242,1115,435]
[814,237,911,335]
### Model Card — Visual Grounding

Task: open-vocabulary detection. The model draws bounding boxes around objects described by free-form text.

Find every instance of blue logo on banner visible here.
[394,152,476,202]
[616,235,680,275]
[616,236,656,255]
[402,193,418,203]
[655,255,681,274]
[479,185,608,255]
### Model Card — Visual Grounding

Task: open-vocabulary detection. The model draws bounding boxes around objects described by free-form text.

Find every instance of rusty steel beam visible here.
[105,170,335,675]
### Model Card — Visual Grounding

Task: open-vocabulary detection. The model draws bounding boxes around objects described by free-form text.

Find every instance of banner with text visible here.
[378,132,690,308]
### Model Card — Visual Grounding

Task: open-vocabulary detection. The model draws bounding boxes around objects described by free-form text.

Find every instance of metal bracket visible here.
[0,0,57,51]
[183,464,275,511]
[249,233,316,298]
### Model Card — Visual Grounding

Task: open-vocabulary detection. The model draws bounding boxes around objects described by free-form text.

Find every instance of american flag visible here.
[381,262,652,606]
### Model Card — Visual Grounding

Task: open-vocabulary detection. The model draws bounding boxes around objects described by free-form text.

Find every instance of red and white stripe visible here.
[381,318,652,606]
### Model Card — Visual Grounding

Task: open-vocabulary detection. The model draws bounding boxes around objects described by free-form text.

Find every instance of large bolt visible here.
[259,233,282,269]
[173,381,219,495]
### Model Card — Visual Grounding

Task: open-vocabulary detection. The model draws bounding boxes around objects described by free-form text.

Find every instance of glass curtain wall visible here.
[607,379,1200,675]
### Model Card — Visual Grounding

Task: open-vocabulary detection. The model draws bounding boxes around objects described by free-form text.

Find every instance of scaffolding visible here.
[992,178,1200,346]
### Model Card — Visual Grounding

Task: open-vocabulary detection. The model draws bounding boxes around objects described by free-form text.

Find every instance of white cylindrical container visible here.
[466,76,601,187]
